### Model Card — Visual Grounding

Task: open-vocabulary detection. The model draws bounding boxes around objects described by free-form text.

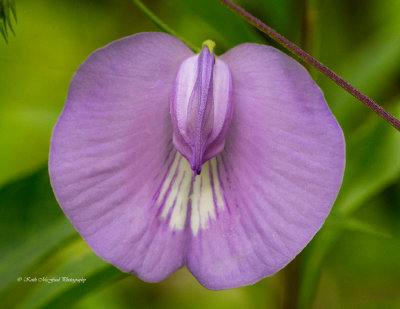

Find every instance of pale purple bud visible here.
[170,45,233,175]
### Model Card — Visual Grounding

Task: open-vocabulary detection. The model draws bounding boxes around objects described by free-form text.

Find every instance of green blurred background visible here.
[0,0,399,308]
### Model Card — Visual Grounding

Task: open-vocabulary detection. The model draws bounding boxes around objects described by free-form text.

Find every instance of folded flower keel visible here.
[49,32,345,290]
[171,43,233,175]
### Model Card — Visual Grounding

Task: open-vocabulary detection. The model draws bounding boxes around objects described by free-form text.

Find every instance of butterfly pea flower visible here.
[49,32,345,290]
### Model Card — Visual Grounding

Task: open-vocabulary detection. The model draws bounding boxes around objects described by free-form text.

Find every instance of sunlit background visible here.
[1,0,399,308]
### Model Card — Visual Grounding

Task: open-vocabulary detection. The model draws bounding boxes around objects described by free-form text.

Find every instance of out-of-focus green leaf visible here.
[0,166,122,309]
[0,0,17,43]
[40,266,127,309]
[1,238,109,309]
[326,27,400,132]
[0,168,61,252]
[298,8,400,307]
[319,191,400,308]
[165,0,263,53]
[310,0,400,135]
[246,0,299,42]
[0,165,123,309]
[298,228,339,309]
[315,0,400,134]
[335,104,400,215]
[325,215,392,239]
[0,108,60,189]
[0,0,144,189]
[0,219,76,292]
[0,167,78,292]
[298,104,400,309]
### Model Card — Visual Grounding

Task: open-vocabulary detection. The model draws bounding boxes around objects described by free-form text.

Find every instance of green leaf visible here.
[325,215,392,239]
[0,219,76,293]
[167,0,263,53]
[334,104,400,215]
[40,266,127,309]
[1,239,111,309]
[252,0,299,42]
[0,168,67,252]
[0,0,16,43]
[0,166,124,309]
[322,25,400,133]
[0,0,149,188]
[0,22,8,43]
[0,167,78,295]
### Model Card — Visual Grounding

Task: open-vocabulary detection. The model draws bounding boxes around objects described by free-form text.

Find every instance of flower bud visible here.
[170,44,233,175]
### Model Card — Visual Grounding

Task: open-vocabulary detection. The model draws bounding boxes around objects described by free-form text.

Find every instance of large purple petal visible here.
[186,44,345,289]
[49,33,194,282]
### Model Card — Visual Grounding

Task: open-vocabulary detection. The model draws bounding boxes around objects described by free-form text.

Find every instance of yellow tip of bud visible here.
[201,40,216,54]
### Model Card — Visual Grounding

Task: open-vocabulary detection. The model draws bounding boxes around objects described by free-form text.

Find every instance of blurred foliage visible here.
[0,0,399,308]
[0,0,16,43]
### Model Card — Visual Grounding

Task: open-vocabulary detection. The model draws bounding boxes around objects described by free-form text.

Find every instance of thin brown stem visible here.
[218,0,400,131]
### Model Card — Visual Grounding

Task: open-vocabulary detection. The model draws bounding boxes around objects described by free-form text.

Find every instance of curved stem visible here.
[218,0,400,131]
[131,0,200,52]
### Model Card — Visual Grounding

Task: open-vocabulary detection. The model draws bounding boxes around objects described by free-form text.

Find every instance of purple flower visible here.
[49,32,345,290]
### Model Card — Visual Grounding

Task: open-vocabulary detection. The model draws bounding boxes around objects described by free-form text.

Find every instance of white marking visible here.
[169,169,191,230]
[159,153,191,230]
[191,161,218,235]
[158,153,226,234]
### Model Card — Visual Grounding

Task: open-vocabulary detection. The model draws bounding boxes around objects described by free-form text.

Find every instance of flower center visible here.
[170,42,233,175]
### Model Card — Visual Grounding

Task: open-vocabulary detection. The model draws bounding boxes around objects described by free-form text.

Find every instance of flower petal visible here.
[186,44,345,289]
[49,33,194,282]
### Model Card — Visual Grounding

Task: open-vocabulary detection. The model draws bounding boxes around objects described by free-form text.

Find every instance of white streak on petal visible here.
[157,153,226,234]
[169,169,191,230]
[159,152,191,230]
[190,158,225,235]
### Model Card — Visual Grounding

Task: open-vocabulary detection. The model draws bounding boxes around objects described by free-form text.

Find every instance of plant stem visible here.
[218,0,400,132]
[131,0,200,52]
